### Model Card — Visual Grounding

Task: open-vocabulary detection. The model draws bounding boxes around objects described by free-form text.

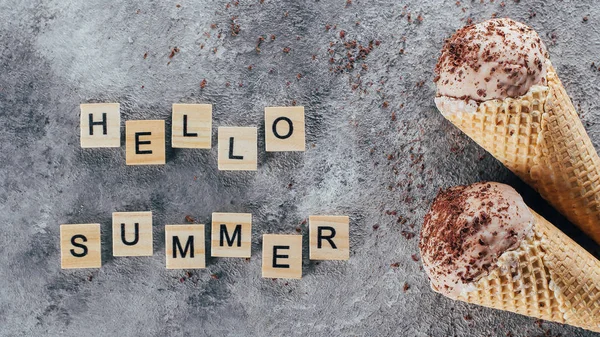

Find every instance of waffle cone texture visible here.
[438,62,600,244]
[442,209,600,332]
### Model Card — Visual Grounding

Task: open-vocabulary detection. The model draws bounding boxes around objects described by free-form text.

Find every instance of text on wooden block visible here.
[172,104,212,149]
[309,215,350,260]
[80,103,121,148]
[112,211,153,257]
[265,106,305,152]
[60,224,102,269]
[126,120,166,165]
[262,234,302,279]
[217,127,258,171]
[165,225,206,269]
[211,212,252,258]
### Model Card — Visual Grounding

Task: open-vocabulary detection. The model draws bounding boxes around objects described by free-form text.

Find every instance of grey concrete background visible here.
[1,0,600,336]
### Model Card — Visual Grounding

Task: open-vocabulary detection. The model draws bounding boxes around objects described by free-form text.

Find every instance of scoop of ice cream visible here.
[434,18,548,102]
[419,182,534,298]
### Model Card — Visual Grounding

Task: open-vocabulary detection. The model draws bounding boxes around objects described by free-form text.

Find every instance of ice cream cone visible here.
[436,62,600,245]
[457,208,600,332]
[433,18,600,245]
[420,182,600,332]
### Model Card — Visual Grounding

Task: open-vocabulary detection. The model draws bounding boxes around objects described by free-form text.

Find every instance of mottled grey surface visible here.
[1,0,600,336]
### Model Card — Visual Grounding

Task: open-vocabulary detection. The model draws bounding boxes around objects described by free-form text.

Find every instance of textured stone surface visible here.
[1,0,600,336]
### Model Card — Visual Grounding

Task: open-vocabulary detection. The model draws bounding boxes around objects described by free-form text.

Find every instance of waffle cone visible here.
[450,209,600,332]
[438,62,600,244]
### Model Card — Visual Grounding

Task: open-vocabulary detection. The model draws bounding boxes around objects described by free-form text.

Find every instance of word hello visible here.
[60,213,349,279]
[80,103,306,169]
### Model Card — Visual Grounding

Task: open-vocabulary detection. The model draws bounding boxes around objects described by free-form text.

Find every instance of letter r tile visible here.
[112,211,153,257]
[262,234,302,279]
[211,212,252,258]
[60,224,102,269]
[309,215,350,260]
[165,225,205,269]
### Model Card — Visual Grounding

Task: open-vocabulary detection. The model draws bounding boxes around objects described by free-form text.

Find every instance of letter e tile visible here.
[125,120,166,165]
[262,234,302,279]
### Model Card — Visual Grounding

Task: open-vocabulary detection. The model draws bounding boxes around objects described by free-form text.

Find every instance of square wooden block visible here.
[309,216,350,260]
[126,120,166,165]
[172,104,212,149]
[165,225,205,269]
[80,103,121,148]
[60,224,102,269]
[211,213,252,258]
[218,127,257,171]
[262,234,302,279]
[112,211,153,257]
[264,106,305,152]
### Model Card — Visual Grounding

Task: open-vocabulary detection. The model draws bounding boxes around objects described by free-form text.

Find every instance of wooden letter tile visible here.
[218,127,257,171]
[171,104,212,149]
[165,225,205,269]
[264,106,305,152]
[80,103,120,148]
[126,120,166,165]
[60,224,102,269]
[262,234,302,279]
[309,215,350,260]
[211,212,252,258]
[112,211,153,257]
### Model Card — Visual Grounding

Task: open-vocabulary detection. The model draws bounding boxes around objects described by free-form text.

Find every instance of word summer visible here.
[60,212,349,279]
[80,103,306,169]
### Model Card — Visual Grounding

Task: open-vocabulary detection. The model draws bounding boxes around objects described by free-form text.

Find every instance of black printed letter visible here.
[272,116,293,139]
[220,224,242,247]
[89,113,107,135]
[228,137,244,160]
[183,115,198,137]
[317,226,337,249]
[272,245,290,268]
[121,223,140,246]
[70,234,88,257]
[173,236,194,258]
[135,132,152,154]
